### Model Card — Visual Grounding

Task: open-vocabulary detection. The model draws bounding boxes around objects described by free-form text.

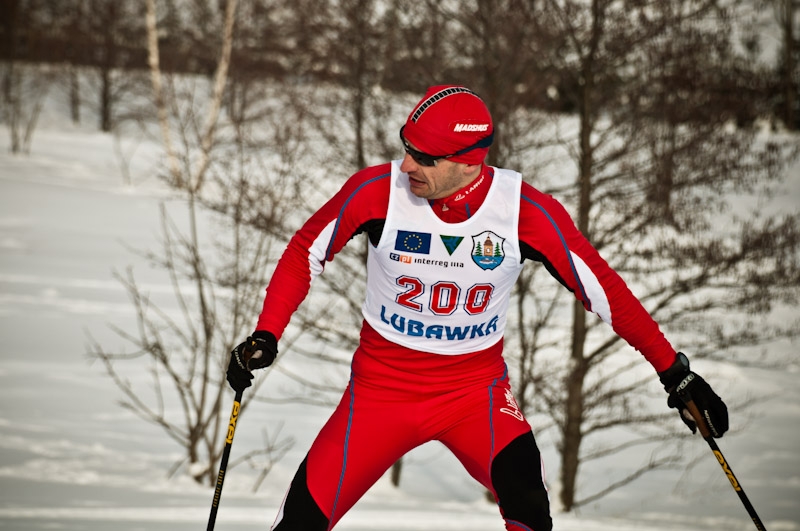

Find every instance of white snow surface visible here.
[0,93,799,531]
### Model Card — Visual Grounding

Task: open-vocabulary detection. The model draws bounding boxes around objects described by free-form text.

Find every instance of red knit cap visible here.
[402,85,493,165]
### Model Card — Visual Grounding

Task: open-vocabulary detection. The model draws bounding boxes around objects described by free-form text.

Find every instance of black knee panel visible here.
[491,432,553,531]
[272,456,330,531]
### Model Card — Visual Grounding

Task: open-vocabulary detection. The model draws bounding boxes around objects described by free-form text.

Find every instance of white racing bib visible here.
[362,161,524,355]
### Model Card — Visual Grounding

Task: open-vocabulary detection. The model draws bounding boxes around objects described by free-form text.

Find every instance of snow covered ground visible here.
[1,99,799,531]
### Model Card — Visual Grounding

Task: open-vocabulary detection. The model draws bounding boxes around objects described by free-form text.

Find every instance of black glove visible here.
[226,330,278,392]
[658,352,728,438]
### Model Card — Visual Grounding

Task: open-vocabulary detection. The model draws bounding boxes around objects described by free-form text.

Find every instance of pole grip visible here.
[684,398,712,438]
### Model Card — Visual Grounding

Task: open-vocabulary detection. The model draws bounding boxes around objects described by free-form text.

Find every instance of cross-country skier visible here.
[226,85,729,530]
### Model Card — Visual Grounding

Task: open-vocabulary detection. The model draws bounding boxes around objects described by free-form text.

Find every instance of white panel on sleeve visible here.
[570,251,612,325]
[308,219,337,279]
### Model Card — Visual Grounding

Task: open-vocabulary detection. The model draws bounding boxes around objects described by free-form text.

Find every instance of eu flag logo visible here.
[395,230,431,254]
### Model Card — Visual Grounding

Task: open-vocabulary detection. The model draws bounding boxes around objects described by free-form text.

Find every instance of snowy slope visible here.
[0,95,798,531]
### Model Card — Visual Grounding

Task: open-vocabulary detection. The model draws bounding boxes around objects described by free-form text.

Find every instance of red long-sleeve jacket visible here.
[256,163,676,372]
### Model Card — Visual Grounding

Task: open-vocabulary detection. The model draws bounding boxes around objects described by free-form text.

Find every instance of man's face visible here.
[400,148,472,200]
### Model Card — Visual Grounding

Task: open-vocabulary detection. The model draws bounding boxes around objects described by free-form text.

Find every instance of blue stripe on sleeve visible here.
[520,194,591,310]
[325,172,391,261]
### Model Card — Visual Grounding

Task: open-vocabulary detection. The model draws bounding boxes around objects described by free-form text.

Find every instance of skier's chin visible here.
[408,177,430,197]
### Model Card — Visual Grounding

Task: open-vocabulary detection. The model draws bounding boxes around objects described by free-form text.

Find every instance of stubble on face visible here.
[404,159,468,200]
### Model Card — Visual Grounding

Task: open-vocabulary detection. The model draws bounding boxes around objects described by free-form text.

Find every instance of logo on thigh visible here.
[500,388,525,422]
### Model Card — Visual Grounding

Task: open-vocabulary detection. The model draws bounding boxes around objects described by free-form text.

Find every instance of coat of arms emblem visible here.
[471,231,505,270]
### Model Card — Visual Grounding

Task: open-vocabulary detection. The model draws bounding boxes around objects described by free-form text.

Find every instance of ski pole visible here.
[207,388,244,531]
[684,399,767,531]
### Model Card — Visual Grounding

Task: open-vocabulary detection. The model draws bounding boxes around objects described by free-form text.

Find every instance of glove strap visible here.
[658,351,690,390]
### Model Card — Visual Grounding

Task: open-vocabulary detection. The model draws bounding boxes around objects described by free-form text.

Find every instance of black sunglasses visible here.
[400,125,494,167]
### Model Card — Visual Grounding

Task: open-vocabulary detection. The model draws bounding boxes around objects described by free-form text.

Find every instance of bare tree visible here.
[438,0,558,165]
[249,0,423,485]
[88,0,296,487]
[772,0,799,129]
[1,61,53,153]
[0,1,55,154]
[500,0,800,512]
[79,0,150,132]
